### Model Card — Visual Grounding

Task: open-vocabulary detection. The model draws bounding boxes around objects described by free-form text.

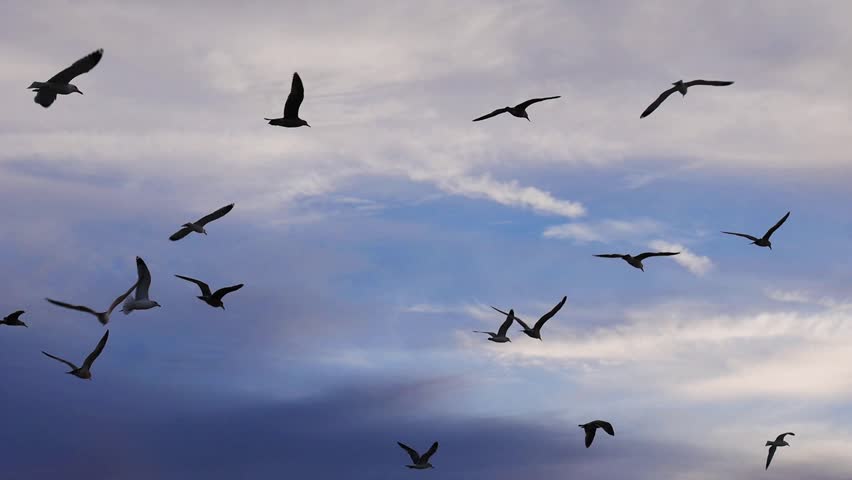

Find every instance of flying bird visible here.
[594,251,680,271]
[397,441,438,469]
[42,330,110,380]
[472,96,560,122]
[1,310,28,328]
[169,203,234,241]
[490,295,567,340]
[473,309,515,343]
[640,79,734,118]
[765,432,795,470]
[579,420,615,448]
[28,49,104,108]
[46,281,138,325]
[722,212,790,249]
[174,275,244,309]
[265,72,310,128]
[121,257,161,314]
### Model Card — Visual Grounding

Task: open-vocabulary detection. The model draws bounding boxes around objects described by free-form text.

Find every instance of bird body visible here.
[722,212,789,249]
[640,79,734,118]
[42,330,109,380]
[28,49,103,108]
[169,203,234,241]
[397,441,438,469]
[266,72,310,128]
[1,310,28,327]
[122,257,161,314]
[579,420,615,448]
[594,252,680,271]
[473,96,560,122]
[490,295,566,340]
[474,309,515,343]
[46,281,138,325]
[765,432,794,469]
[174,275,243,309]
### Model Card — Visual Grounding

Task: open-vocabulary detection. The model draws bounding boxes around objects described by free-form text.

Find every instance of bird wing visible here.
[6,310,26,321]
[47,49,104,84]
[721,231,759,242]
[169,227,193,241]
[82,330,109,369]
[397,442,420,464]
[212,283,244,301]
[45,298,98,316]
[420,441,439,463]
[776,432,795,442]
[594,254,624,259]
[34,90,57,108]
[473,331,497,337]
[490,306,530,330]
[534,295,567,331]
[497,310,515,337]
[585,427,596,448]
[195,203,235,227]
[634,251,680,261]
[762,211,790,240]
[684,79,734,88]
[472,107,509,122]
[283,72,305,119]
[107,281,140,315]
[515,96,561,110]
[766,445,777,470]
[640,85,678,118]
[593,420,615,436]
[174,275,212,297]
[42,351,79,371]
[135,257,152,300]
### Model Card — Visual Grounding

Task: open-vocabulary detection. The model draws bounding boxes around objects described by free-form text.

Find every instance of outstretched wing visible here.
[5,310,26,321]
[594,254,624,259]
[42,351,79,371]
[107,281,140,316]
[48,49,104,85]
[585,427,597,448]
[634,251,680,261]
[534,295,567,331]
[82,330,110,369]
[420,441,439,463]
[397,442,420,464]
[472,331,497,337]
[775,432,795,442]
[593,420,615,436]
[174,275,212,297]
[515,96,561,110]
[283,72,305,119]
[684,79,734,88]
[135,257,152,300]
[472,107,509,122]
[763,211,790,240]
[196,203,235,227]
[212,284,244,302]
[490,305,530,330]
[45,299,98,316]
[722,231,759,242]
[169,227,193,241]
[497,310,515,337]
[640,85,678,118]
[766,445,777,470]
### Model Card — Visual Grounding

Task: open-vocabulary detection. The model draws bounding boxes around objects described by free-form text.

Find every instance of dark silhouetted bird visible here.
[474,309,515,343]
[174,275,243,309]
[722,212,790,249]
[640,79,733,118]
[46,281,138,325]
[1,310,28,328]
[42,330,110,380]
[765,432,794,470]
[265,72,310,128]
[490,295,566,340]
[594,251,680,271]
[169,203,235,241]
[28,49,104,108]
[397,441,438,469]
[579,420,615,448]
[473,96,560,122]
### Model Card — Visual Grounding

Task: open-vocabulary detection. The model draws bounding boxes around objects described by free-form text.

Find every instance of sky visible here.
[2,0,852,478]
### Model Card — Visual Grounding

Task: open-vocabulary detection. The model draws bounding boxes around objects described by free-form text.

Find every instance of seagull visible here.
[765,432,795,470]
[579,420,615,448]
[265,72,310,128]
[121,257,161,314]
[473,309,515,343]
[489,295,567,340]
[640,79,734,118]
[594,251,680,271]
[397,441,438,469]
[472,96,560,122]
[722,212,790,249]
[28,49,104,108]
[46,281,138,325]
[42,330,109,380]
[1,310,28,328]
[169,203,235,241]
[174,275,244,309]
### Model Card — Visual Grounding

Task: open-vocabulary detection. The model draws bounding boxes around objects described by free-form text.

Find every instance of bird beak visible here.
[77,91,84,95]
[306,123,311,128]
[220,305,226,310]
[538,337,542,341]
[526,117,531,122]
[769,245,772,250]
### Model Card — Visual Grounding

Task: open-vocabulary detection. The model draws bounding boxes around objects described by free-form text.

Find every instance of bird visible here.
[1,310,28,328]
[265,72,310,128]
[472,96,560,122]
[121,257,161,314]
[640,79,734,118]
[594,251,680,271]
[722,212,790,249]
[473,309,515,343]
[46,281,138,325]
[27,49,104,108]
[41,330,109,380]
[765,432,795,470]
[169,203,235,241]
[579,420,615,448]
[174,275,244,309]
[397,441,438,469]
[489,295,567,340]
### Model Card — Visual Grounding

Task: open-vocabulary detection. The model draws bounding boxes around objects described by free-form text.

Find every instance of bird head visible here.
[640,266,645,272]
[523,112,530,121]
[767,241,772,250]
[219,304,226,310]
[153,302,162,308]
[21,321,28,328]
[302,120,311,128]
[202,228,208,235]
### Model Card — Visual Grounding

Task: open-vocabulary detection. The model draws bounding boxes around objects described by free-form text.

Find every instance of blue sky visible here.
[2,1,852,478]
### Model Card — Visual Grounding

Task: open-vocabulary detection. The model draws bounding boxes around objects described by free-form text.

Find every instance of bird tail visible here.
[121,295,135,315]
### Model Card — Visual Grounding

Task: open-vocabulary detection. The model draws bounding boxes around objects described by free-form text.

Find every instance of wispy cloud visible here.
[543,218,661,243]
[649,240,713,276]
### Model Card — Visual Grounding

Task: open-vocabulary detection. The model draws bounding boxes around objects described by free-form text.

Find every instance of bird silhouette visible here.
[490,295,566,340]
[265,72,310,128]
[1,310,28,328]
[765,432,795,470]
[46,281,138,325]
[473,96,560,122]
[28,49,104,108]
[594,251,680,271]
[640,79,733,118]
[174,275,243,309]
[169,203,235,241]
[397,441,438,469]
[722,212,790,249]
[579,420,615,448]
[42,330,110,380]
[474,309,515,343]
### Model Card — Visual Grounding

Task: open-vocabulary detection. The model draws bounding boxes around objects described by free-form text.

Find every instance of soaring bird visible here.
[121,257,161,314]
[1,310,28,328]
[397,441,438,469]
[473,309,515,343]
[28,49,104,108]
[473,96,560,122]
[174,275,244,309]
[640,79,734,118]
[765,432,795,470]
[46,281,138,325]
[594,251,680,271]
[579,420,615,448]
[722,211,790,249]
[169,203,235,241]
[490,295,566,340]
[42,330,110,380]
[265,72,310,128]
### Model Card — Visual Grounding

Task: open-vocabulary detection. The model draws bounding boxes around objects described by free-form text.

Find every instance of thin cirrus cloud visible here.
[543,218,661,243]
[649,240,713,276]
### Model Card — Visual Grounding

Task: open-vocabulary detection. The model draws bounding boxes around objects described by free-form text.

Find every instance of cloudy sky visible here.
[2,0,852,478]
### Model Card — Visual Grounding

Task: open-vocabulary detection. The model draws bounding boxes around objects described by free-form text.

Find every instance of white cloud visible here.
[649,240,713,276]
[543,218,661,243]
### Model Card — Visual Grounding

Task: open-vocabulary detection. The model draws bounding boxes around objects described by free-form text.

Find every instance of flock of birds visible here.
[5,47,801,473]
